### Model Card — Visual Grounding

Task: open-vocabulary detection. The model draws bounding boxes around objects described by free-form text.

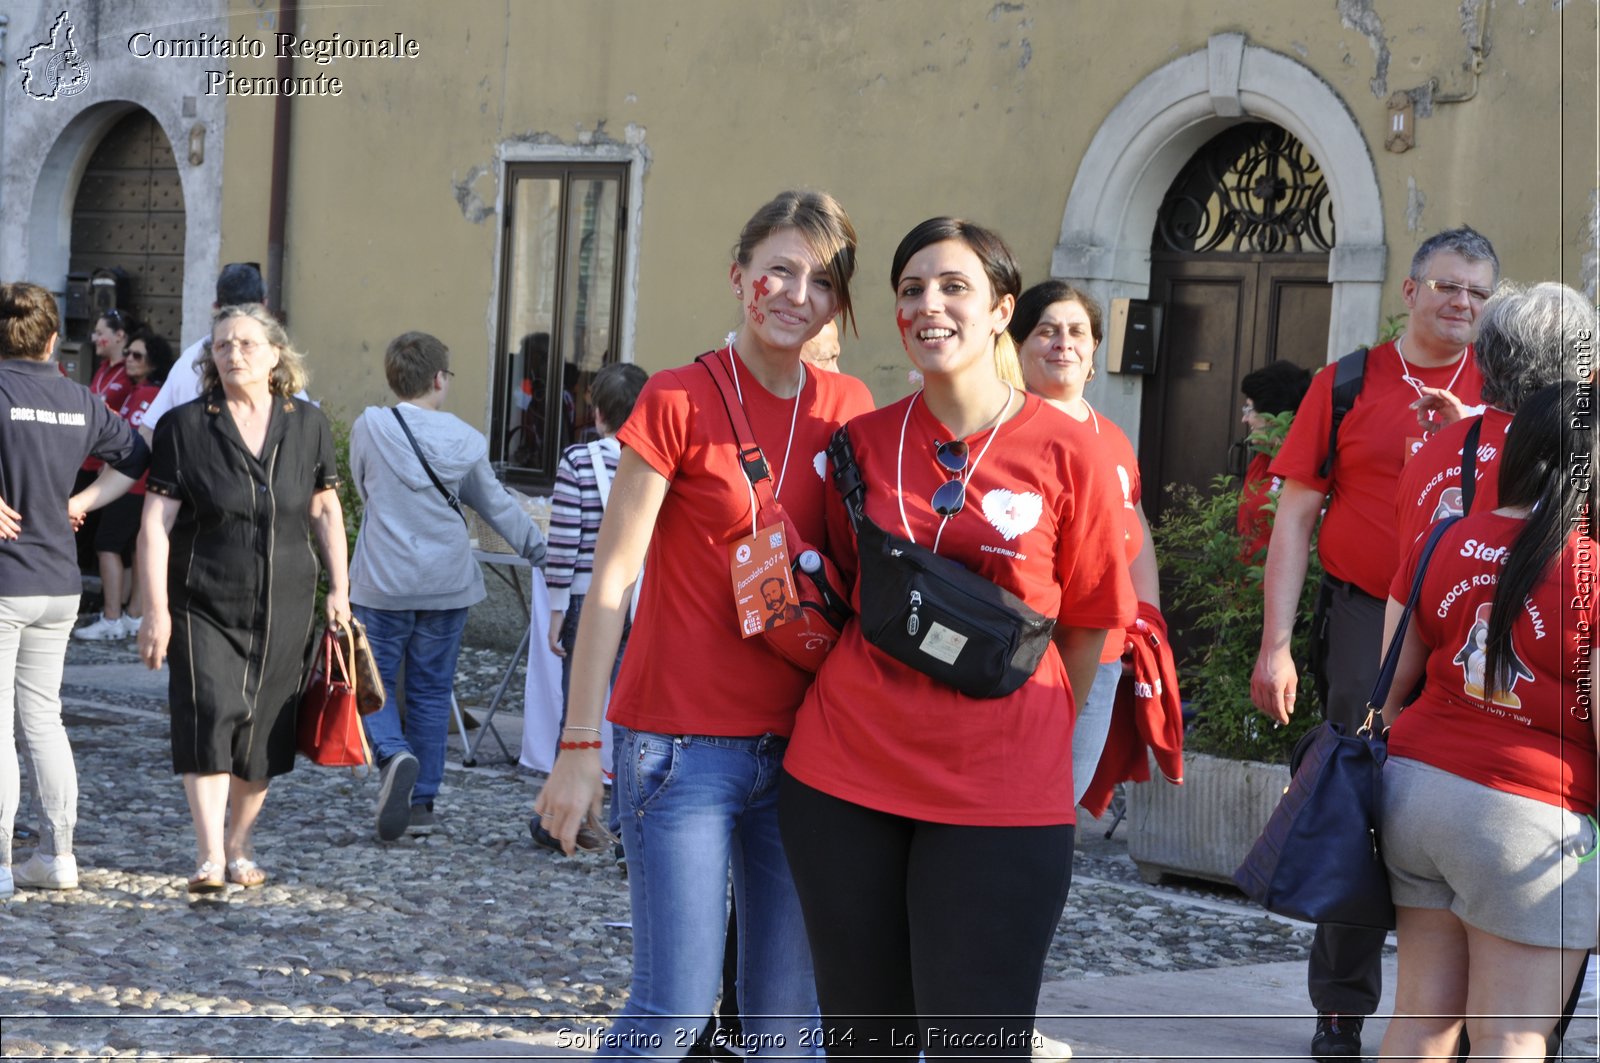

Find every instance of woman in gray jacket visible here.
[350,331,545,841]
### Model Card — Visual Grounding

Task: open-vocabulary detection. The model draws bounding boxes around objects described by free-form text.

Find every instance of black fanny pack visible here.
[827,426,1055,699]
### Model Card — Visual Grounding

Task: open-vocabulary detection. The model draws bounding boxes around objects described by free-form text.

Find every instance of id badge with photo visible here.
[729,523,798,638]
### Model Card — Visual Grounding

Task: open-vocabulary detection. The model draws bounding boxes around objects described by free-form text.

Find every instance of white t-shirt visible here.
[140,337,206,431]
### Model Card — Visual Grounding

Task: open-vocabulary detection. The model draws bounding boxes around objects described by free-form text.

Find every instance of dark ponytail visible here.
[1483,381,1596,698]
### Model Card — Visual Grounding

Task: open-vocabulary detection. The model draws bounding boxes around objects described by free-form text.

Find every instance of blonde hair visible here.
[993,332,1025,389]
[199,303,308,396]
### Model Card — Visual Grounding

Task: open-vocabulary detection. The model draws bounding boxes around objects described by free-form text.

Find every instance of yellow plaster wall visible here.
[215,0,1597,427]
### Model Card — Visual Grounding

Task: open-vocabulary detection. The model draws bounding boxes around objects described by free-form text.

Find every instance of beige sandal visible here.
[187,860,225,894]
[225,858,268,888]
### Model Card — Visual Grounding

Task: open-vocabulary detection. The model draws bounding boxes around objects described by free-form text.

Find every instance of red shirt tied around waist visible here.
[784,394,1137,826]
[1270,340,1484,599]
[1387,513,1598,813]
[1394,406,1510,554]
[610,348,873,739]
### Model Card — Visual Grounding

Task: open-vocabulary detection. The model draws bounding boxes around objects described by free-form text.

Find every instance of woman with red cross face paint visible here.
[532,190,873,1058]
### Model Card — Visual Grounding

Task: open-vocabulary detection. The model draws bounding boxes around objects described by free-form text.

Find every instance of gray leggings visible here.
[0,595,80,866]
[1072,659,1123,806]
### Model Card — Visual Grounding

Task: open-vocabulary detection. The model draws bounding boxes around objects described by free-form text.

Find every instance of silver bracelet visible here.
[562,725,603,735]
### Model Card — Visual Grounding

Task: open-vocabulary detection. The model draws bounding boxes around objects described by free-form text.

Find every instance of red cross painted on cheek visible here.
[896,309,913,336]
[752,276,772,300]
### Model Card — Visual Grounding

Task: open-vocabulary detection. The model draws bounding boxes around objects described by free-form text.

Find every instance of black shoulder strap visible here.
[696,351,778,508]
[825,425,867,533]
[1460,417,1483,516]
[390,407,467,525]
[1368,513,1462,715]
[1317,346,1369,479]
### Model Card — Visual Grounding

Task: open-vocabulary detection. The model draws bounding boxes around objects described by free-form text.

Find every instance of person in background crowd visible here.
[349,331,547,842]
[1251,226,1497,1061]
[1376,380,1596,1062]
[137,304,347,893]
[1235,361,1312,562]
[0,282,148,898]
[139,263,267,442]
[73,307,139,573]
[780,218,1135,1058]
[800,320,841,373]
[1396,282,1597,552]
[533,190,872,1058]
[1007,280,1161,807]
[75,329,175,641]
[534,360,649,856]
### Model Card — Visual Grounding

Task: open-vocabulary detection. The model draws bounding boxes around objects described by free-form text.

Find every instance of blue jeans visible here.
[609,726,820,1059]
[353,605,469,807]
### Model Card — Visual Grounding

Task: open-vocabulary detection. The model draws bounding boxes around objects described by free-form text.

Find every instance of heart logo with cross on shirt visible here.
[980,489,1043,542]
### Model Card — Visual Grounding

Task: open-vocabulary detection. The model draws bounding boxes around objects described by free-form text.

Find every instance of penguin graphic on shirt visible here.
[1453,602,1533,708]
[1432,486,1465,523]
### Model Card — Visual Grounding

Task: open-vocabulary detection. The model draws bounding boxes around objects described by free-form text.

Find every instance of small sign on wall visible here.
[1107,298,1164,375]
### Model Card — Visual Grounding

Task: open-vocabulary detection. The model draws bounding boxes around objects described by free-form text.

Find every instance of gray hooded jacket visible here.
[349,403,545,611]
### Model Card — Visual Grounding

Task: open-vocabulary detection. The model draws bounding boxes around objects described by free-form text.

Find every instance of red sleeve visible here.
[1268,362,1337,493]
[1055,441,1138,630]
[1388,526,1428,603]
[615,367,693,482]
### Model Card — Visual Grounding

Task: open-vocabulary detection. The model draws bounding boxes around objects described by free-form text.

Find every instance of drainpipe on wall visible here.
[0,13,10,270]
[266,0,297,320]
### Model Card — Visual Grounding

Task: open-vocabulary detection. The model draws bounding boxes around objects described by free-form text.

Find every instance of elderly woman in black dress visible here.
[137,304,348,893]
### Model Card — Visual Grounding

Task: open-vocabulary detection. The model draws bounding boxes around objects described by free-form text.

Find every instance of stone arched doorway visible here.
[1053,34,1386,469]
[1140,122,1334,521]
[67,108,186,374]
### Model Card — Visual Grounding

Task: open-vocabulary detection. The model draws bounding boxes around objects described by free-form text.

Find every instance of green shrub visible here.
[1153,413,1322,763]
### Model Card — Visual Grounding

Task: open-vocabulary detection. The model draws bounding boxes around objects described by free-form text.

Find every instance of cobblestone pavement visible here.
[6,637,1584,1061]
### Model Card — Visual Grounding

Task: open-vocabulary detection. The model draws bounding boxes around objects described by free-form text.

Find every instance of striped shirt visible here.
[545,436,620,612]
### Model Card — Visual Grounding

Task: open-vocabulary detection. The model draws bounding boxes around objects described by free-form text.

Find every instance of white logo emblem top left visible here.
[19,11,91,101]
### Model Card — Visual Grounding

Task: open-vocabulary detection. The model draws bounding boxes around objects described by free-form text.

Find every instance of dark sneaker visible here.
[407,804,436,836]
[374,752,418,842]
[1311,1014,1363,1061]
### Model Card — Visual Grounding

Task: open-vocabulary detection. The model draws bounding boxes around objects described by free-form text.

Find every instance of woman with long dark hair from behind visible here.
[780,219,1136,1057]
[1377,378,1598,1061]
[532,190,873,1056]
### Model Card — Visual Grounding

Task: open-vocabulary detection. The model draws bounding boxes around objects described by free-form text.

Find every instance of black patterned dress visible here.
[147,390,339,779]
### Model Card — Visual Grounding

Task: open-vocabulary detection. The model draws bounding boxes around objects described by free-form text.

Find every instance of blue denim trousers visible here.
[608,726,821,1059]
[353,605,469,806]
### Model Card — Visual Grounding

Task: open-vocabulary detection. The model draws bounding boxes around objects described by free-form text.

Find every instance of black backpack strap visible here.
[391,407,467,525]
[1317,347,1369,479]
[1460,417,1483,516]
[826,425,867,534]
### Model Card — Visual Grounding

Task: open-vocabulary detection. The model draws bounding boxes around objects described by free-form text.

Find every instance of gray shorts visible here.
[1381,756,1599,950]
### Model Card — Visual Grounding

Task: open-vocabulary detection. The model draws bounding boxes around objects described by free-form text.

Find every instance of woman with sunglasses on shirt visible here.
[532,190,873,1057]
[1007,282,1162,807]
[779,218,1136,1058]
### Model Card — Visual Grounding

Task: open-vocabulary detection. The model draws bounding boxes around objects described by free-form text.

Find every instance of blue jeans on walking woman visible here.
[353,605,469,808]
[608,726,820,1059]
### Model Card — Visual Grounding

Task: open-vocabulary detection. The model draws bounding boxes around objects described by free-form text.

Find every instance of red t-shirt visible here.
[1270,341,1483,598]
[82,361,133,473]
[118,383,161,495]
[1236,451,1278,562]
[609,349,874,737]
[784,394,1138,826]
[1074,404,1143,663]
[1394,407,1510,555]
[1388,514,1598,813]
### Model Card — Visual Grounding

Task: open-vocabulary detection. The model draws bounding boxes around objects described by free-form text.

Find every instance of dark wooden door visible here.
[1139,253,1330,523]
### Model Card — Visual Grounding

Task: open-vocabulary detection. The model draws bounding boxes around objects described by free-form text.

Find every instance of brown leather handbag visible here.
[342,615,387,715]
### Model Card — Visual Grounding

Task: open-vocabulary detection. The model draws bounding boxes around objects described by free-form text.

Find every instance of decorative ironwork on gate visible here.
[1154,123,1334,254]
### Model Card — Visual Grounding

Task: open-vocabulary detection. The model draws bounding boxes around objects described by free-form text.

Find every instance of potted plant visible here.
[1127,412,1321,885]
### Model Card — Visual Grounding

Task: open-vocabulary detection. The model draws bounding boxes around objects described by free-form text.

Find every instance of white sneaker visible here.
[0,866,13,899]
[119,615,142,638]
[73,613,128,641]
[1033,1031,1072,1061]
[13,852,79,890]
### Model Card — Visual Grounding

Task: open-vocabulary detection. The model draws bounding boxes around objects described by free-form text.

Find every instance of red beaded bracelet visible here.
[558,740,603,751]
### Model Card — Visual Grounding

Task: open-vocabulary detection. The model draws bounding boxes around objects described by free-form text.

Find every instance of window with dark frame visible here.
[491,162,628,488]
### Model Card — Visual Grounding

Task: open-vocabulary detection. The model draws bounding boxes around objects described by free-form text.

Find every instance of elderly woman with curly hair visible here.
[137,304,348,893]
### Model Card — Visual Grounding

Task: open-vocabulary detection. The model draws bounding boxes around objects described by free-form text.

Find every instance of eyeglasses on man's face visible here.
[1418,278,1495,304]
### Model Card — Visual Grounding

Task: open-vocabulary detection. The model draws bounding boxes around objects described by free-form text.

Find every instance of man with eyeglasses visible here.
[1249,226,1499,1061]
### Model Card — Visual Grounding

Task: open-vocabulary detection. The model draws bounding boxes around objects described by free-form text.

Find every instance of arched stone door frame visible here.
[1054,33,1386,441]
[10,100,219,347]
